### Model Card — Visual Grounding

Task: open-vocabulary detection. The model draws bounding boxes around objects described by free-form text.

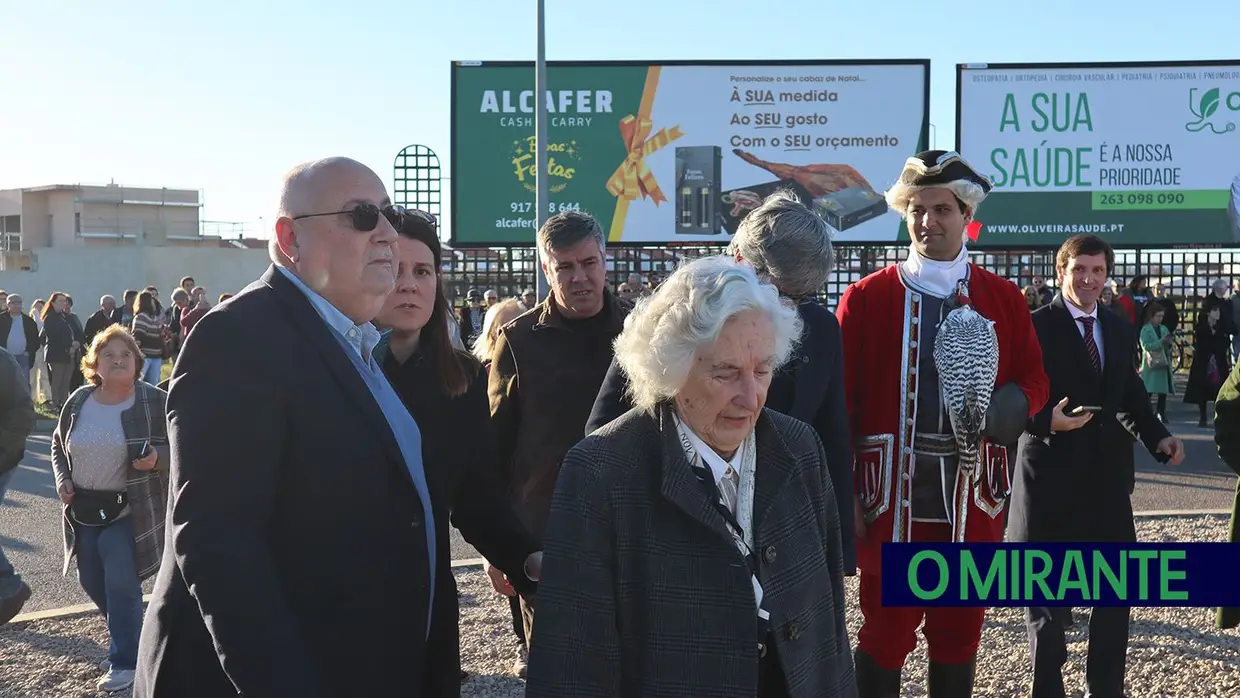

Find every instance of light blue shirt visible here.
[275,266,438,636]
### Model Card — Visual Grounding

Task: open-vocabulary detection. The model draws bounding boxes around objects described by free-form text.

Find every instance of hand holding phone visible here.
[1069,405,1102,416]
[132,440,158,471]
[1051,397,1094,433]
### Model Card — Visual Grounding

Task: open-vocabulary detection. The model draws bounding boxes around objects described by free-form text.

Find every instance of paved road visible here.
[3,396,1236,614]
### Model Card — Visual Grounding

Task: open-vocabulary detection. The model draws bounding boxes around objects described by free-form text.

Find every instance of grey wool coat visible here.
[524,403,857,698]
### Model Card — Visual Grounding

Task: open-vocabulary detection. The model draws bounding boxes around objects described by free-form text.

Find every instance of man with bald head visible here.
[136,157,440,697]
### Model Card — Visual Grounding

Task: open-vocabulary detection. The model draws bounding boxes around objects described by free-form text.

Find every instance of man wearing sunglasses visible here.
[136,157,440,698]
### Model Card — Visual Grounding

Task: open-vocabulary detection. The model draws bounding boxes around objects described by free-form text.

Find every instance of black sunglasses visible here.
[402,208,437,232]
[293,203,407,232]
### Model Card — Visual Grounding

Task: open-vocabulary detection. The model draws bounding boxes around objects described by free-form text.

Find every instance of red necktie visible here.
[1079,316,1101,374]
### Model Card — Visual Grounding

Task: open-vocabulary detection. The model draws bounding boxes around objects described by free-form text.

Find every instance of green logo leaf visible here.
[1201,87,1221,119]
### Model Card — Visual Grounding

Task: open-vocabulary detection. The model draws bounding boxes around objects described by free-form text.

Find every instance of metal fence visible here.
[442,244,1240,370]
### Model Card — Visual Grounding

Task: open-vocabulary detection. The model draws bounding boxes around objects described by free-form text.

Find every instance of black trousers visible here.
[1027,605,1130,698]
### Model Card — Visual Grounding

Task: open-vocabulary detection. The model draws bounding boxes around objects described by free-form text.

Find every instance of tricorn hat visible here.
[885,150,993,215]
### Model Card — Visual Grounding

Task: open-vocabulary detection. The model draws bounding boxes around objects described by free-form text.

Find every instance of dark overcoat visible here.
[135,266,434,698]
[587,299,856,573]
[525,404,857,698]
[1009,297,1170,544]
[1211,362,1240,630]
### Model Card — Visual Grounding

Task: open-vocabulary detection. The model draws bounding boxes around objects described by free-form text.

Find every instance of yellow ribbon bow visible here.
[606,115,684,205]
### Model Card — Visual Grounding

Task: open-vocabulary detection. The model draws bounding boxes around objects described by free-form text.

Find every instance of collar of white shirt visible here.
[675,417,745,487]
[1064,298,1100,324]
[274,265,381,364]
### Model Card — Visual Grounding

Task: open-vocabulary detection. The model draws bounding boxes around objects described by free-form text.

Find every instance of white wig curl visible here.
[613,255,803,413]
[884,179,989,218]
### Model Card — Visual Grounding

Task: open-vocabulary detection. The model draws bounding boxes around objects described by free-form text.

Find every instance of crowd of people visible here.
[0,150,1235,698]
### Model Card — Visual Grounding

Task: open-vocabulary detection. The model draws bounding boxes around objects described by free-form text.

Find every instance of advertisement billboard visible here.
[957,61,1240,247]
[451,60,929,246]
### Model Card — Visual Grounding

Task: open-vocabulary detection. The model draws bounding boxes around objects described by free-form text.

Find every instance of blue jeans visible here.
[75,516,144,671]
[0,469,23,597]
[141,358,162,385]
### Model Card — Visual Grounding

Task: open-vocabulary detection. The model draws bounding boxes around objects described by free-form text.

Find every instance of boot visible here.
[854,649,901,698]
[928,656,976,698]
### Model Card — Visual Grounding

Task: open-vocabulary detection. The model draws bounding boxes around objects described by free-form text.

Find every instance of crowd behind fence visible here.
[439,245,1240,372]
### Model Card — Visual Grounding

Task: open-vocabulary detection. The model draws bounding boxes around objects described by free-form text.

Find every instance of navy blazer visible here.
[586,299,856,573]
[135,266,433,698]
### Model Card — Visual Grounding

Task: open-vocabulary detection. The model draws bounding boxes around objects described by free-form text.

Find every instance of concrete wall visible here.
[0,246,271,311]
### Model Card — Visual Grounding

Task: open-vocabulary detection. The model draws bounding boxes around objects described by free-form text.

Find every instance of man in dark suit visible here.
[82,294,120,349]
[135,157,478,697]
[1009,233,1185,698]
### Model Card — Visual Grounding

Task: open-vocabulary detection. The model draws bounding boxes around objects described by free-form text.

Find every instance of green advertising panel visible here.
[451,60,928,246]
[958,61,1240,247]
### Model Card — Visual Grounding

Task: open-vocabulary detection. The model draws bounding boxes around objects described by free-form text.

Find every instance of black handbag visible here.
[69,488,128,527]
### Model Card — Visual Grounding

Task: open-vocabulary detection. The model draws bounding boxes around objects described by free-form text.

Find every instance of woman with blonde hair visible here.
[473,298,525,367]
[29,298,47,403]
[51,324,169,692]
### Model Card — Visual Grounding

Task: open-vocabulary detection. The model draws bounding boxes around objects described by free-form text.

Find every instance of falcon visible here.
[933,297,1000,477]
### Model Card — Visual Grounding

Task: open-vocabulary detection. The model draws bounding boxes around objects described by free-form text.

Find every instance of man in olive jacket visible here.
[1211,361,1240,630]
[488,211,629,663]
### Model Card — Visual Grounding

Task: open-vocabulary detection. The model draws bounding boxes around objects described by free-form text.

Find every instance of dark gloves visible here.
[981,382,1029,447]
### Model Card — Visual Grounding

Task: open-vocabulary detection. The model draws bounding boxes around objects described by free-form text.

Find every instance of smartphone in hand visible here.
[1069,405,1102,416]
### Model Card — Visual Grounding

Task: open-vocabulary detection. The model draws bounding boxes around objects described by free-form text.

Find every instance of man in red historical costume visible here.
[837,150,1050,698]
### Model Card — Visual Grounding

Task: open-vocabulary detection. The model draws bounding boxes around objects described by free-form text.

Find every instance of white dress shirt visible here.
[675,417,746,503]
[1065,299,1105,370]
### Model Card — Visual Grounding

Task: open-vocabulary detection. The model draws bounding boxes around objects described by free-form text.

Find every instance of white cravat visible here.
[901,243,970,298]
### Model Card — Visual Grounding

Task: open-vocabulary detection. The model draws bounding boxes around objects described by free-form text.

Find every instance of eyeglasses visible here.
[293,203,408,232]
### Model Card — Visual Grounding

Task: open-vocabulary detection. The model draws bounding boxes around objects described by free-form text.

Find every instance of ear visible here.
[540,261,552,284]
[274,217,301,262]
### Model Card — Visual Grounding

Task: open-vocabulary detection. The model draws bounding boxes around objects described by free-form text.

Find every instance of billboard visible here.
[450,60,929,246]
[957,61,1240,248]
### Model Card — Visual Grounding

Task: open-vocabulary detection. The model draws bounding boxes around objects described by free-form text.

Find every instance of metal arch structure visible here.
[392,144,443,224]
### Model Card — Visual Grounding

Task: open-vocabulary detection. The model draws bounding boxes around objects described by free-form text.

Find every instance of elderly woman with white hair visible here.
[525,256,855,698]
[588,190,857,573]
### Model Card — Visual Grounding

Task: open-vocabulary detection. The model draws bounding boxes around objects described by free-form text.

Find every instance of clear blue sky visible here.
[2,0,1235,241]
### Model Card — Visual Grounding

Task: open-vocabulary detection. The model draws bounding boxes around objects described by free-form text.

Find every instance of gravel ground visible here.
[2,514,1237,697]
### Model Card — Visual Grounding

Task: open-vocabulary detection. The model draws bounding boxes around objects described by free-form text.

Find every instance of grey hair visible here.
[536,210,605,262]
[99,294,115,306]
[171,288,190,302]
[614,255,803,413]
[5,293,20,304]
[726,190,835,299]
[884,179,988,219]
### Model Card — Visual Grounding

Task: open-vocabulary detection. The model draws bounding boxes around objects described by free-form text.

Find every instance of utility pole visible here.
[534,0,551,302]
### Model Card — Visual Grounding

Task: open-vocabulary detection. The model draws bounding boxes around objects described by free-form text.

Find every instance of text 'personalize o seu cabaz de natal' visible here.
[881,543,1240,608]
